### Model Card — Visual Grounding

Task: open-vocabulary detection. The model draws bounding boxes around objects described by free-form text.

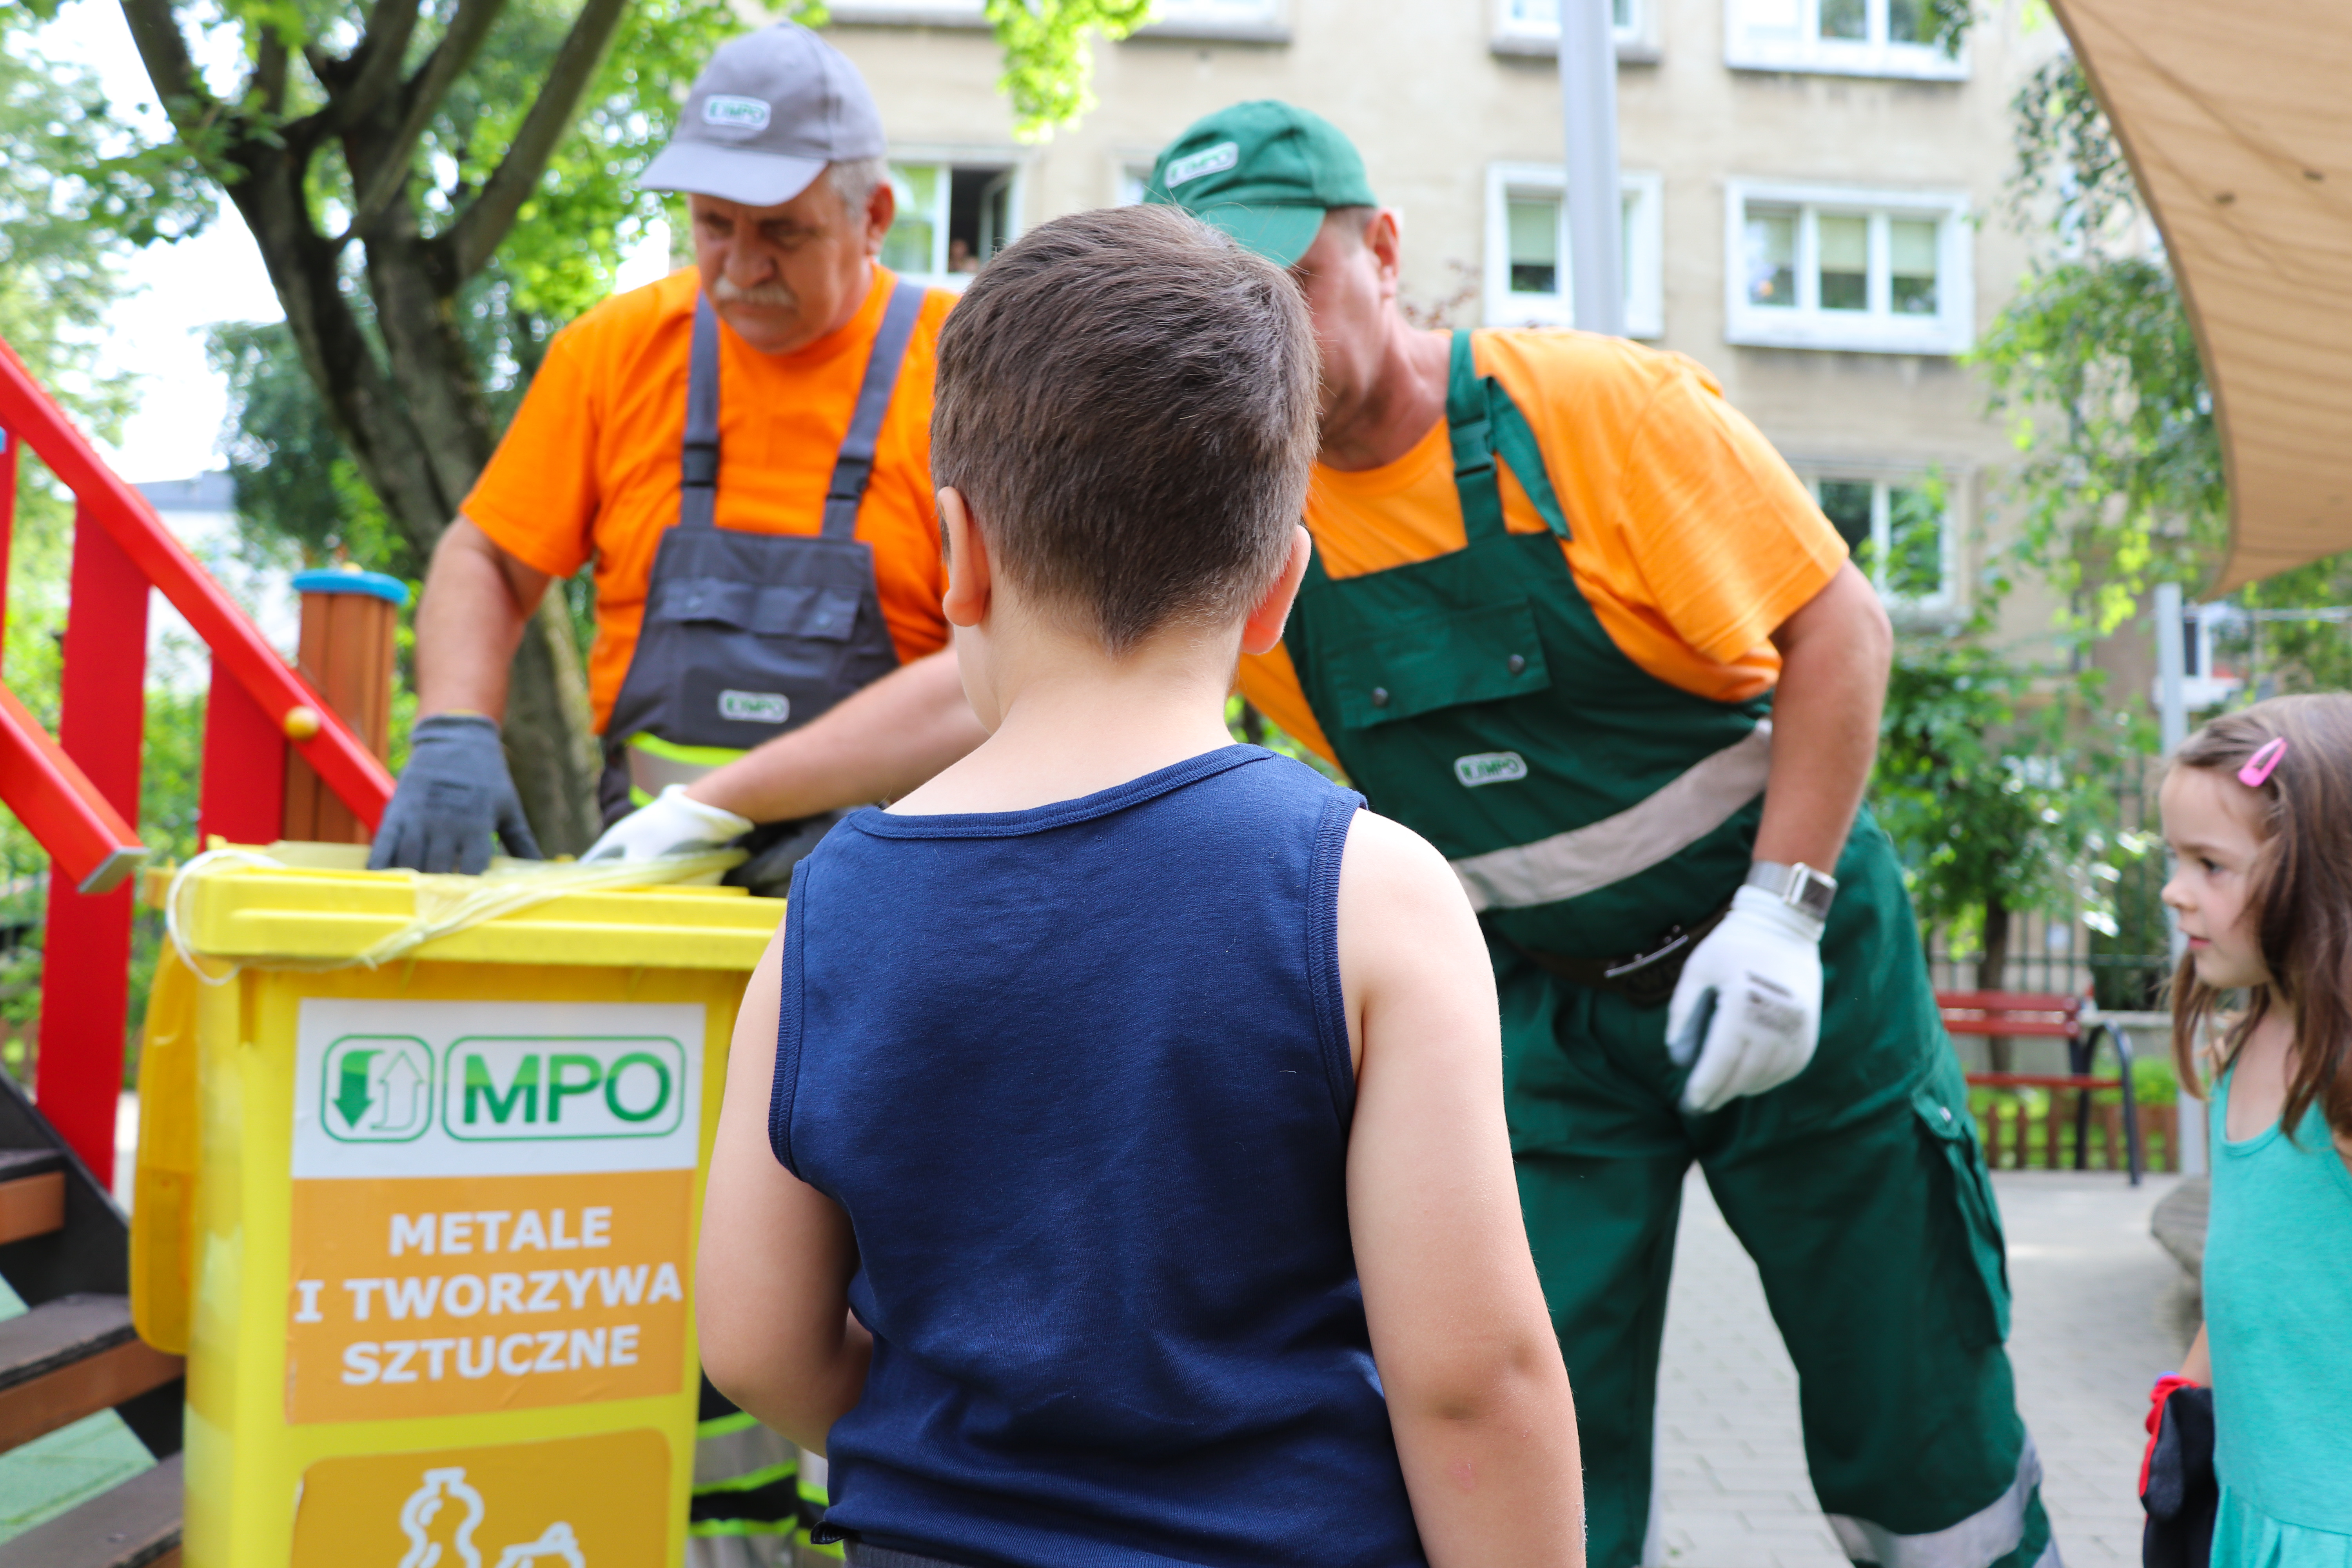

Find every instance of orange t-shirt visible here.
[464,266,956,731]
[1238,329,1846,764]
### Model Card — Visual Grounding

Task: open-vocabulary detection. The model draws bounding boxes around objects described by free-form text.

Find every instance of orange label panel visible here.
[290,1428,673,1565]
[288,1170,692,1424]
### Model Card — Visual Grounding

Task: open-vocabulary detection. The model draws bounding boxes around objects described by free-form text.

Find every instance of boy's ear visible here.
[940,487,992,630]
[1240,526,1312,658]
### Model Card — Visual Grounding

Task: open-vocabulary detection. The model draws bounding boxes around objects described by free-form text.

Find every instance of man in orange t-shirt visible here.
[367,22,965,884]
[1140,103,2054,1568]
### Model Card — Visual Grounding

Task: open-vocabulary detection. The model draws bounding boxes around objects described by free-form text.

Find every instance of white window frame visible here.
[1801,469,1960,616]
[881,150,1028,292]
[1723,180,1971,354]
[825,0,988,26]
[1132,0,1289,42]
[1722,0,1966,80]
[1112,158,1156,207]
[1483,164,1663,339]
[1492,0,1659,61]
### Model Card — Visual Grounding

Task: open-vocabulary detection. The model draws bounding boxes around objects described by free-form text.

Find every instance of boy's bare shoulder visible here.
[1337,808,1473,918]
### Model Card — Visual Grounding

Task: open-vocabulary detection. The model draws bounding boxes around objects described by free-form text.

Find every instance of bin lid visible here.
[173,843,783,971]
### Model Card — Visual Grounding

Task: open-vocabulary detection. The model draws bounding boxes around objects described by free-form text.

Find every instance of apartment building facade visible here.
[818,0,2065,641]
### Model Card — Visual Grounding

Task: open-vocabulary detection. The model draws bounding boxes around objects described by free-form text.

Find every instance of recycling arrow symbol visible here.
[328,1041,430,1136]
[335,1051,377,1129]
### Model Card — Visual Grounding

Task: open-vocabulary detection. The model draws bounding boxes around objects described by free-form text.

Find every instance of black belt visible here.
[1509,900,1733,1007]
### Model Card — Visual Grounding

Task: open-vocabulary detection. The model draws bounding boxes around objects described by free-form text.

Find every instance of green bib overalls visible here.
[1281,331,2054,1568]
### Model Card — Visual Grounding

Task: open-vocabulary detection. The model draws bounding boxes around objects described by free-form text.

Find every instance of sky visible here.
[32,0,671,483]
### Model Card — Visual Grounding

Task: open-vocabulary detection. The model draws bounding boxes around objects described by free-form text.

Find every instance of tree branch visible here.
[247,26,289,118]
[345,0,508,238]
[117,0,214,120]
[441,0,630,279]
[319,0,429,135]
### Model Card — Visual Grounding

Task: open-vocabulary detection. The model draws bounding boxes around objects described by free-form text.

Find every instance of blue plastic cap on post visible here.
[290,568,412,608]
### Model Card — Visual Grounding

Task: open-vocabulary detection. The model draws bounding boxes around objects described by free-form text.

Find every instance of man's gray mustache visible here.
[711,276,798,308]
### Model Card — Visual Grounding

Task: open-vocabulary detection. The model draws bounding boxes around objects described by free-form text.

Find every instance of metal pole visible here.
[1559,0,1624,337]
[2155,582,2187,756]
[2154,581,2206,1176]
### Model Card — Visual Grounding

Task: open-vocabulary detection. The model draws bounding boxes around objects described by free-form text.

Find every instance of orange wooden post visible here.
[281,570,407,845]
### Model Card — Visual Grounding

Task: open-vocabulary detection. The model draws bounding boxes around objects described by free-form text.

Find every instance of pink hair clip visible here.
[2238,737,2288,788]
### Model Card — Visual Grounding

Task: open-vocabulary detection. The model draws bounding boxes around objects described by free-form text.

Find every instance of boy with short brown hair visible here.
[699,203,1583,1568]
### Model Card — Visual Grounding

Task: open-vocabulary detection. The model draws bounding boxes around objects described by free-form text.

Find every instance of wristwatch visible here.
[1746,860,1838,922]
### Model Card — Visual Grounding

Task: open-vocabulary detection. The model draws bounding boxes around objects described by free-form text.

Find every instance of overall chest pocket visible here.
[1324,597,1552,731]
[648,577,862,641]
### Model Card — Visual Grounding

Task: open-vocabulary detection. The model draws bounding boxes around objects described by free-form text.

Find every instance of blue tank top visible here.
[770,746,1426,1568]
[2206,1068,2352,1536]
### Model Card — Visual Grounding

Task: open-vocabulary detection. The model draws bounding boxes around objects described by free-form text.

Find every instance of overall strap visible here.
[679,293,722,532]
[1449,328,1574,543]
[823,279,927,540]
[1446,328,1508,545]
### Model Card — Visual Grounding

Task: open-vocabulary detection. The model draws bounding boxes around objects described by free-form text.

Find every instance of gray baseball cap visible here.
[641,22,886,207]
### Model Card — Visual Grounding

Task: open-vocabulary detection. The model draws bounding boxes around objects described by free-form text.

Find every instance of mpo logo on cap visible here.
[1164,142,1240,188]
[702,94,772,131]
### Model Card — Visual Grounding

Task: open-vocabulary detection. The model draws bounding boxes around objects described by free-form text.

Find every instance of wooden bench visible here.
[1938,990,2144,1185]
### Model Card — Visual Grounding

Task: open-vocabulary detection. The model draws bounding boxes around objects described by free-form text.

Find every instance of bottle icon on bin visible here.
[397,1466,585,1568]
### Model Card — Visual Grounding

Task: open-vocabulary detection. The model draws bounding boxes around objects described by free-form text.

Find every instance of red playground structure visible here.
[0,332,394,1187]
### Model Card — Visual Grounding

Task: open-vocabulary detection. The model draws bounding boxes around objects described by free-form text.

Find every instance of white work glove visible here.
[581,785,753,862]
[1665,885,1825,1114]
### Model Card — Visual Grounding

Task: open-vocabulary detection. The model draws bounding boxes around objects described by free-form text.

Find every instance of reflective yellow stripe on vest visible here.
[624,731,746,807]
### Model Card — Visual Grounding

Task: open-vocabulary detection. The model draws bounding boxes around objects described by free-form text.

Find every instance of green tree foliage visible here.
[1971,56,2224,636]
[1875,644,2149,1040]
[2239,558,2352,695]
[208,321,414,578]
[0,7,216,1072]
[986,0,1151,139]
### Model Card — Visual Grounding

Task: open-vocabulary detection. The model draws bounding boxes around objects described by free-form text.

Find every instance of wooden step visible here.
[0,1450,180,1568]
[0,1149,66,1248]
[0,1295,181,1454]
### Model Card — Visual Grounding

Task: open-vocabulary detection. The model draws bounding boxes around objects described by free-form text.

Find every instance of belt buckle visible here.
[1602,926,1695,1007]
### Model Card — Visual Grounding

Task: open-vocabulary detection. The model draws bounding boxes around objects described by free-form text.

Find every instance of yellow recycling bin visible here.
[135,846,780,1567]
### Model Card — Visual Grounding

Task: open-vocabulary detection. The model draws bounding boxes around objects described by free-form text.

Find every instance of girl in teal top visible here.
[2158,695,2352,1566]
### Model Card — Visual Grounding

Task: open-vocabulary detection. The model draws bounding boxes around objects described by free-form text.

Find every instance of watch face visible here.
[1792,869,1835,918]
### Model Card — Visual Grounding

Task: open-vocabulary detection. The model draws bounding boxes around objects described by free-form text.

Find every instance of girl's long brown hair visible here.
[2169,694,2352,1144]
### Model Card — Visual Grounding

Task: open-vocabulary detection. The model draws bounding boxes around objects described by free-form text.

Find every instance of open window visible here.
[1483,164,1663,338]
[880,160,1020,289]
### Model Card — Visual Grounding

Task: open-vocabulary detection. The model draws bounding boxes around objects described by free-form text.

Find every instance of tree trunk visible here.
[1976,893,2013,1073]
[504,594,604,855]
[214,135,601,856]
[128,0,622,863]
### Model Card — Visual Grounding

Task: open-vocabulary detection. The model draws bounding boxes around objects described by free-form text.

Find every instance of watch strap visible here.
[1747,860,1837,922]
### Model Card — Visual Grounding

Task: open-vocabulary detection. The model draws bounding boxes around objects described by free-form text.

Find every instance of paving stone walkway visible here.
[1654,1169,2198,1567]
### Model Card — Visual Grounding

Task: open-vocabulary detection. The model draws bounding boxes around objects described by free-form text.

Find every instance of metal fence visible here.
[1924,759,2173,1011]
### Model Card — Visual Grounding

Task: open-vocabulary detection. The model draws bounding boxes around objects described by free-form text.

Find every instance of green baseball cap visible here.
[1144,101,1378,268]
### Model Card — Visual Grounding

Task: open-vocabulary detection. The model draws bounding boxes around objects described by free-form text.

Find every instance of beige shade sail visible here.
[2051,0,2352,592]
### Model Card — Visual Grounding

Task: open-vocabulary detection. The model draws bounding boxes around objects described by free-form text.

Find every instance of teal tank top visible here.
[2206,1068,2352,1535]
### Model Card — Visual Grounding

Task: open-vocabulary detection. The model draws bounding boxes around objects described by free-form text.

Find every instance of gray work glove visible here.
[367,713,543,875]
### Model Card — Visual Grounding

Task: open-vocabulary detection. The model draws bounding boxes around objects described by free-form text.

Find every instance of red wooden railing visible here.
[0,335,395,1185]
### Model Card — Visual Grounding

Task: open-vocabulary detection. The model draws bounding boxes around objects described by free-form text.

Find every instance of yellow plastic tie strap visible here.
[165,842,755,982]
